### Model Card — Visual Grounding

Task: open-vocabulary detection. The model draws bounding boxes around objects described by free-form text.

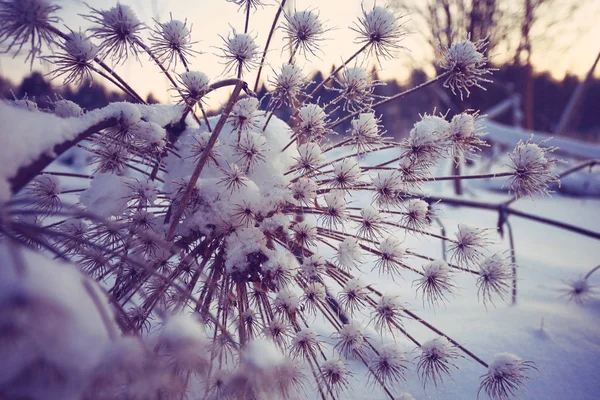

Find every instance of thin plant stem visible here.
[254,0,287,92]
[329,70,452,130]
[166,82,244,241]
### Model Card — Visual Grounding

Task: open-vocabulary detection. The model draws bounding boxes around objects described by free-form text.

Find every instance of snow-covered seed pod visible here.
[25,175,61,214]
[290,328,320,359]
[131,121,167,154]
[477,254,511,304]
[449,224,491,267]
[321,190,348,230]
[275,359,306,398]
[478,353,536,400]
[371,294,404,333]
[226,0,264,10]
[269,63,306,106]
[218,29,260,76]
[334,321,367,357]
[506,139,559,198]
[404,114,450,166]
[264,318,289,347]
[157,313,210,372]
[369,344,408,386]
[402,198,430,231]
[230,97,260,132]
[439,38,493,99]
[297,104,330,141]
[299,255,327,281]
[301,281,326,314]
[294,142,325,174]
[188,130,220,162]
[126,178,159,205]
[292,220,318,249]
[331,158,361,189]
[337,68,378,112]
[374,236,406,276]
[448,112,487,160]
[283,9,326,57]
[415,259,455,307]
[56,218,89,253]
[52,99,83,118]
[318,358,351,396]
[417,336,461,387]
[149,17,196,68]
[0,0,60,63]
[91,143,130,174]
[371,171,402,207]
[273,290,300,321]
[357,205,385,240]
[263,252,298,289]
[335,237,361,271]
[236,131,267,171]
[291,178,318,205]
[218,163,249,192]
[84,3,143,62]
[259,213,289,234]
[349,112,383,152]
[338,278,367,315]
[46,30,99,86]
[351,5,405,59]
[177,70,210,106]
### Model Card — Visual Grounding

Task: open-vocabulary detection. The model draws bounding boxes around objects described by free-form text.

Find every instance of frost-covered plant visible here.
[0,1,562,399]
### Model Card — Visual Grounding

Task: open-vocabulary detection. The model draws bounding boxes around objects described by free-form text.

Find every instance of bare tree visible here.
[393,0,589,129]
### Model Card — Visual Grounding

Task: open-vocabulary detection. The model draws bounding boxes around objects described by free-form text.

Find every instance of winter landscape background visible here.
[1,0,599,399]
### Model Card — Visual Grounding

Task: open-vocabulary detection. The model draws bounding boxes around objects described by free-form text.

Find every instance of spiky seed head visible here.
[439,38,493,99]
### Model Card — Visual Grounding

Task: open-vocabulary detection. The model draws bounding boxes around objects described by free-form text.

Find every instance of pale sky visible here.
[1,0,599,107]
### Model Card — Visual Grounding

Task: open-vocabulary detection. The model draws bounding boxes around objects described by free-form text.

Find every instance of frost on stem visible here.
[478,353,536,400]
[218,29,260,76]
[506,138,559,198]
[351,5,405,60]
[417,336,461,387]
[283,9,326,58]
[438,38,493,99]
[150,16,198,69]
[84,4,143,63]
[0,0,60,65]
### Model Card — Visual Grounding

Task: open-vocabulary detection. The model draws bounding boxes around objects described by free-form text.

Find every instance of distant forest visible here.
[1,64,598,142]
